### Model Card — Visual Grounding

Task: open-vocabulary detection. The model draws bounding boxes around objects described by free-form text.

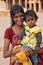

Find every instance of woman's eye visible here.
[14,15,23,18]
[20,15,23,17]
[14,16,18,18]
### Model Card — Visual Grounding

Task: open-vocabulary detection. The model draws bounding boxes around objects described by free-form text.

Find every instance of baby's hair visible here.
[24,10,38,21]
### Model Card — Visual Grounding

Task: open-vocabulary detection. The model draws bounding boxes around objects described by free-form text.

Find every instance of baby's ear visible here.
[35,16,38,22]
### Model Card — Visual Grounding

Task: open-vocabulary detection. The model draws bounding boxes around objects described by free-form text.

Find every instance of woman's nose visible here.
[18,16,22,21]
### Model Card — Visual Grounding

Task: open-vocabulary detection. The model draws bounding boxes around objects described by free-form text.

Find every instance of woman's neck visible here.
[14,24,24,29]
[12,24,24,35]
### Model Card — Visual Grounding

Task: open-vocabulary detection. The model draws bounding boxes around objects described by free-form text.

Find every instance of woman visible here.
[3,4,32,65]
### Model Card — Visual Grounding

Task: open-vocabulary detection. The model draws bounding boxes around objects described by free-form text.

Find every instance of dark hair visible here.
[10,4,24,27]
[24,10,38,21]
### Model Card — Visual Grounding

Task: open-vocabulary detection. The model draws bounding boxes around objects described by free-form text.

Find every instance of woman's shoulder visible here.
[5,27,15,35]
[4,27,15,40]
[4,27,15,36]
[5,27,12,32]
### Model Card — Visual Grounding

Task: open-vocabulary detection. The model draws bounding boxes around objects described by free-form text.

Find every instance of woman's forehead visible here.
[14,12,23,16]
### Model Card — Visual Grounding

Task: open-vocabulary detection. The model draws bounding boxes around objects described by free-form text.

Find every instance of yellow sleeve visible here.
[35,26,42,34]
[31,26,42,34]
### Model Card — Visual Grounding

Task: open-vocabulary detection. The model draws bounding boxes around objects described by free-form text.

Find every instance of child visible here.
[21,10,42,65]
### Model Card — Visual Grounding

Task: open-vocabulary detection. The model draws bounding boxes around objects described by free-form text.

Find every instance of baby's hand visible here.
[21,47,33,56]
[35,46,40,50]
[28,48,33,55]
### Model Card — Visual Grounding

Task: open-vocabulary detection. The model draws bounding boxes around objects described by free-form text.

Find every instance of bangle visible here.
[9,50,12,57]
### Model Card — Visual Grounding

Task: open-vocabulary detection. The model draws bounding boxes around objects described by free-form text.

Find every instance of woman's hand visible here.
[20,46,33,57]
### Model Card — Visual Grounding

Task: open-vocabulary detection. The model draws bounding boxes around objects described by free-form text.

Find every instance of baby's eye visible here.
[27,20,30,21]
[31,18,34,20]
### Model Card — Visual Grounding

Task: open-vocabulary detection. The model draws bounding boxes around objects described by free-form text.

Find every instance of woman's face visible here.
[13,12,24,25]
[25,16,36,27]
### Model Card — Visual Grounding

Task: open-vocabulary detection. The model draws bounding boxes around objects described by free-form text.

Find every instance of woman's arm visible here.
[3,38,10,58]
[33,47,43,54]
[3,38,21,58]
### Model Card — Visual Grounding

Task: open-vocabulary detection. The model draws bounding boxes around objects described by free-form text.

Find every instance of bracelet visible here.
[9,50,12,57]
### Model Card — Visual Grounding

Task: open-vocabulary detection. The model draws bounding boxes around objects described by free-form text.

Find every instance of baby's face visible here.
[25,16,36,28]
